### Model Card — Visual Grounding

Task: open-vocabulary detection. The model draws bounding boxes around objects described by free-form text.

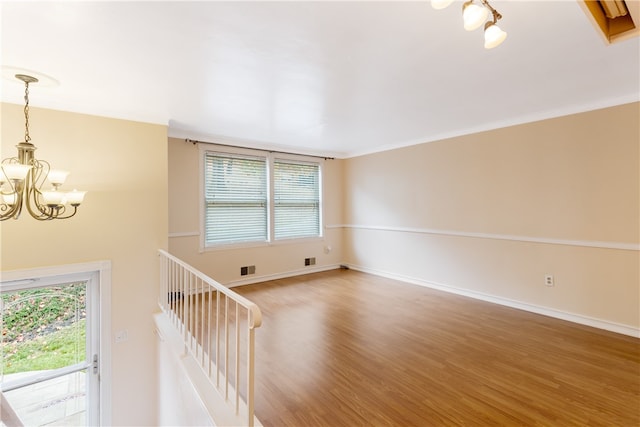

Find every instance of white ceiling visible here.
[1,1,638,158]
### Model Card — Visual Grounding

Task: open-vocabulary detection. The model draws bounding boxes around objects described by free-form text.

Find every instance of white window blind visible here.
[273,159,320,240]
[204,153,267,245]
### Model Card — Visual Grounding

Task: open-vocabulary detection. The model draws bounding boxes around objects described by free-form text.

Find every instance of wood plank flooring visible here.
[233,269,640,427]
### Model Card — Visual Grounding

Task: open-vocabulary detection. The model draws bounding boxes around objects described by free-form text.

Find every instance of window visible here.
[274,159,320,240]
[204,153,267,245]
[203,149,322,248]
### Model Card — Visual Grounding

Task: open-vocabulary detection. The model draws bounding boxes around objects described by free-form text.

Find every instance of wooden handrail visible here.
[158,249,261,426]
[159,249,262,329]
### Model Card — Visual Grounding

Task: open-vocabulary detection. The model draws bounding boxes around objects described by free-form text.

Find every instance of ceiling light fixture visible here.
[431,0,507,49]
[0,74,86,221]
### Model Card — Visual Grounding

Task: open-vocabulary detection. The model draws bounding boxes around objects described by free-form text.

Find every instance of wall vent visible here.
[304,257,316,266]
[240,265,256,276]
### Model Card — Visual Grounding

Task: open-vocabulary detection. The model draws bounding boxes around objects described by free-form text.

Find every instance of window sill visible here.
[201,236,323,253]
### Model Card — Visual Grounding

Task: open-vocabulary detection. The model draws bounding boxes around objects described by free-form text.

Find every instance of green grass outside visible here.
[1,283,87,375]
[2,320,86,374]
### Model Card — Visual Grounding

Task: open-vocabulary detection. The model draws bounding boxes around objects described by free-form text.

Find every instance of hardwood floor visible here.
[234,269,640,427]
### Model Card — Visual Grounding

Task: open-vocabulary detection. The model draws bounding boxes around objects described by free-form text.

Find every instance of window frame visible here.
[199,145,324,251]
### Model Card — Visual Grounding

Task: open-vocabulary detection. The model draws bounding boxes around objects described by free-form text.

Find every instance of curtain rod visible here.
[185,138,334,160]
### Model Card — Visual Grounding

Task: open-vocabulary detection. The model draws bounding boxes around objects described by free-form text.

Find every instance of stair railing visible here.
[158,250,262,427]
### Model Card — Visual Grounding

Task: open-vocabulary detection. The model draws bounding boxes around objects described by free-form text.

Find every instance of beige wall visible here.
[342,102,639,331]
[168,138,344,285]
[0,103,168,425]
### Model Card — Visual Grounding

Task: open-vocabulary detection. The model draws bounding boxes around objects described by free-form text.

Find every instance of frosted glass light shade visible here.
[463,1,489,31]
[431,0,455,9]
[3,193,17,205]
[42,190,65,206]
[48,170,69,185]
[484,22,507,48]
[2,163,31,180]
[65,189,86,205]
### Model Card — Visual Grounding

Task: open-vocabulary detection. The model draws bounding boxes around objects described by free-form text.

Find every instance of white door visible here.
[1,271,100,426]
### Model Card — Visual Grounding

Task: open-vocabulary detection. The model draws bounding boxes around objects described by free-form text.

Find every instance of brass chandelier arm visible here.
[0,160,24,220]
[25,175,56,220]
[0,197,23,220]
[23,168,77,220]
[25,194,79,220]
[480,0,502,23]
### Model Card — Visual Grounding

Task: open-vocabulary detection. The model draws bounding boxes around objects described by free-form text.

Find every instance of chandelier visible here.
[0,74,86,221]
[431,0,508,49]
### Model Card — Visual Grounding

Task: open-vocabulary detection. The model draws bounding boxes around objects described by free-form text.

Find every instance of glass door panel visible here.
[1,276,98,426]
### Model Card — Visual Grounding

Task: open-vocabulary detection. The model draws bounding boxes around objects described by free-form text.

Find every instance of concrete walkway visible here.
[1,371,85,426]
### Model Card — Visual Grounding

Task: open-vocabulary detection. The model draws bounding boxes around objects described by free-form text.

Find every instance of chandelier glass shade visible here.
[462,1,490,31]
[0,74,86,221]
[484,21,508,49]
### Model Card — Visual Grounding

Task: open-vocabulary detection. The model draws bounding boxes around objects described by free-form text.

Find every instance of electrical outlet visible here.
[545,275,554,287]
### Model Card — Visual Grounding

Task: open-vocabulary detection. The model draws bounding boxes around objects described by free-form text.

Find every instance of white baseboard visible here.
[346,264,640,338]
[225,263,342,288]
[209,260,638,338]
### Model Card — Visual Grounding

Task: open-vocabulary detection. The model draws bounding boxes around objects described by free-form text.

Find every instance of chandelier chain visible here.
[23,80,31,143]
